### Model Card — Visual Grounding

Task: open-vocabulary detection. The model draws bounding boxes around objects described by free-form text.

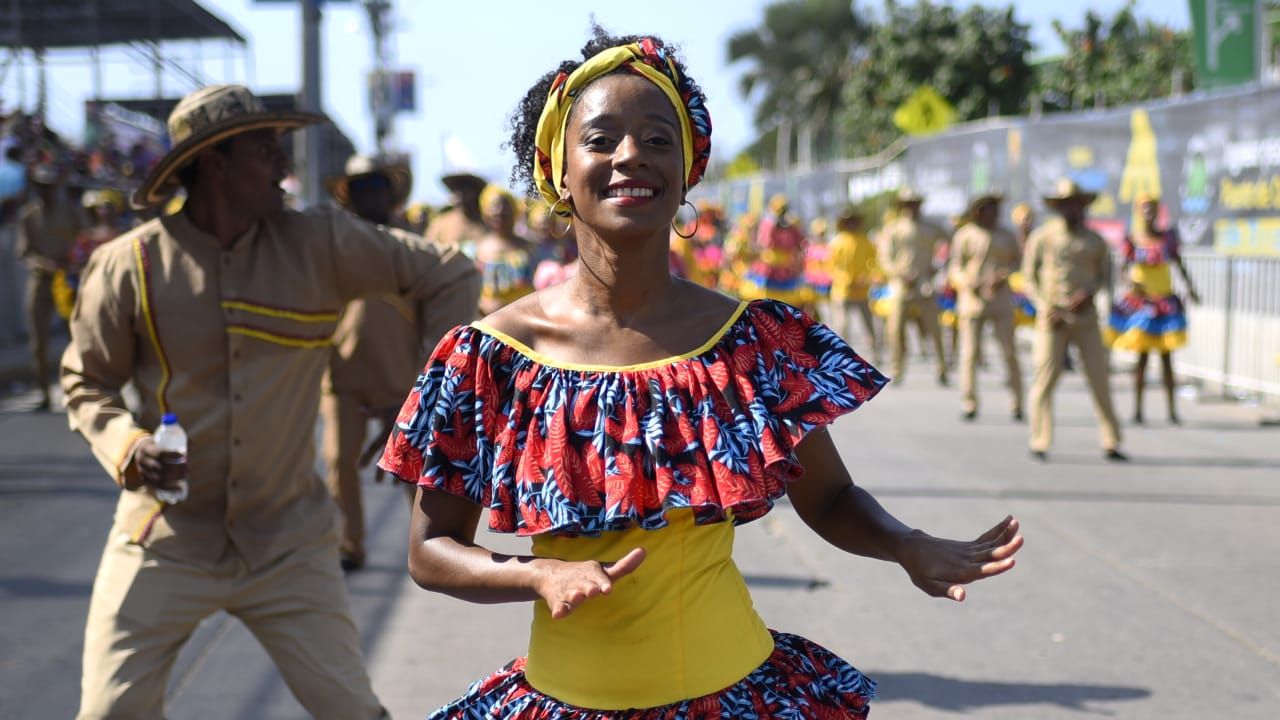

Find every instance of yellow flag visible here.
[893,85,956,136]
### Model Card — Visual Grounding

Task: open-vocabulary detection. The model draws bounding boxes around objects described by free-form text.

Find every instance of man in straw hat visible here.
[1022,179,1126,462]
[60,84,479,719]
[877,186,949,385]
[17,162,85,410]
[948,192,1023,422]
[320,154,456,572]
[427,169,488,252]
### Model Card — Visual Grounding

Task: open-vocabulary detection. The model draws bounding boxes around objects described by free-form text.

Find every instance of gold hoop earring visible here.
[550,197,573,238]
[671,200,699,239]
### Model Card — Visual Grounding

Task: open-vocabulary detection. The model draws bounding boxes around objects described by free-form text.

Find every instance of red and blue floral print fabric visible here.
[379,299,888,536]
[423,631,874,720]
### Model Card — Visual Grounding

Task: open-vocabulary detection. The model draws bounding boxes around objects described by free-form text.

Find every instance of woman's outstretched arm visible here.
[787,428,1022,601]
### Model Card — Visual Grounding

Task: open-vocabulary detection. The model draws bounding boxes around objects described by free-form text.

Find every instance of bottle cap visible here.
[161,413,178,425]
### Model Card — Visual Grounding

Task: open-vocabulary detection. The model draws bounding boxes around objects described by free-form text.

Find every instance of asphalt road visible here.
[2,353,1278,719]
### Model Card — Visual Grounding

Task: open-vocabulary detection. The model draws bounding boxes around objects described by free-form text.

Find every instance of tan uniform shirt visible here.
[425,208,487,254]
[61,207,480,570]
[878,216,946,299]
[948,223,1021,318]
[1021,218,1110,314]
[17,196,84,271]
[324,222,461,406]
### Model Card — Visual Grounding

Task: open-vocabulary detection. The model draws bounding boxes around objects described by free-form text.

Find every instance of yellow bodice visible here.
[1129,262,1173,297]
[525,508,775,710]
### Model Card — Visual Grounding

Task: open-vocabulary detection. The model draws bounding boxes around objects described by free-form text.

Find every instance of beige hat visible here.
[894,186,925,204]
[326,154,413,208]
[133,84,325,208]
[1042,178,1098,207]
[440,171,487,193]
[964,191,1004,218]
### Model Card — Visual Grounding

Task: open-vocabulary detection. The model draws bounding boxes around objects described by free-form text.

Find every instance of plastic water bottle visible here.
[153,413,189,504]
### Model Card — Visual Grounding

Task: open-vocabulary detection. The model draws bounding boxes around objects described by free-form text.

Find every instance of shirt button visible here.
[233,393,242,402]
[232,350,241,360]
[226,520,234,528]
[229,479,238,488]
[233,437,241,447]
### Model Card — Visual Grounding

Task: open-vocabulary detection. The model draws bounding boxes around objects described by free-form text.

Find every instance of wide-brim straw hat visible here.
[440,171,487,193]
[326,154,412,208]
[133,84,326,208]
[964,191,1004,217]
[1042,178,1098,208]
[894,186,925,204]
[837,205,864,224]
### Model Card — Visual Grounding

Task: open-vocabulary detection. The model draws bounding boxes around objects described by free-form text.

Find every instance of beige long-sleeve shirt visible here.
[877,216,946,299]
[17,196,84,272]
[1021,217,1110,315]
[62,206,480,570]
[323,223,470,406]
[948,223,1021,318]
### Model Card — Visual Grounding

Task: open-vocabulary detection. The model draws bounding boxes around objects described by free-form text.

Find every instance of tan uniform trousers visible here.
[321,390,410,562]
[886,294,947,382]
[959,306,1023,415]
[24,268,54,398]
[1028,310,1122,452]
[78,526,384,720]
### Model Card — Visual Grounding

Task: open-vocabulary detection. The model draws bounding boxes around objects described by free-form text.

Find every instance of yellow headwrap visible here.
[480,184,516,213]
[533,39,711,216]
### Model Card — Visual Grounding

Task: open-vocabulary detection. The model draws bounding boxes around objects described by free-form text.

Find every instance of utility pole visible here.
[298,0,325,206]
[365,0,392,158]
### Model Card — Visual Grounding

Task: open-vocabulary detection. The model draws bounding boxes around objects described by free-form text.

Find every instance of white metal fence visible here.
[1171,253,1280,400]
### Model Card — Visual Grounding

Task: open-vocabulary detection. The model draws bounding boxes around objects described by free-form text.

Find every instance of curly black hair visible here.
[504,25,702,199]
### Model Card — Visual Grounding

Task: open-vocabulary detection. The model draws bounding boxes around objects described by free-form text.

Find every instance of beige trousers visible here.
[887,294,947,381]
[322,391,370,562]
[24,268,54,401]
[1028,311,1121,452]
[959,309,1023,415]
[78,527,384,720]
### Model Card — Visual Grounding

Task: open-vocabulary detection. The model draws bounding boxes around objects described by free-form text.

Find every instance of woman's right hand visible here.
[535,548,647,619]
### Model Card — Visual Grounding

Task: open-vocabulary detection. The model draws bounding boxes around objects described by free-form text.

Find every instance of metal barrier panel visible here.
[1226,258,1280,395]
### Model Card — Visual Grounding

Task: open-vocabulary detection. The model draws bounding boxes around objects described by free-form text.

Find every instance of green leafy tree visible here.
[1035,0,1193,112]
[727,0,870,169]
[838,0,1034,156]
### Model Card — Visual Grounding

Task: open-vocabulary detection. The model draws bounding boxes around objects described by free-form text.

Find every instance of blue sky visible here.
[4,0,1189,204]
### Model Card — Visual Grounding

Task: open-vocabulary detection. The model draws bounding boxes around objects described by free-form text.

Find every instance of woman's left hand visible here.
[895,515,1022,602]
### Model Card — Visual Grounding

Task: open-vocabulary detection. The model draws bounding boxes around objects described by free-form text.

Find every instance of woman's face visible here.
[483,194,516,233]
[1140,199,1159,224]
[560,73,684,241]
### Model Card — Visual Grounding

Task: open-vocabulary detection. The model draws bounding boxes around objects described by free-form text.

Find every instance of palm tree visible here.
[727,0,870,169]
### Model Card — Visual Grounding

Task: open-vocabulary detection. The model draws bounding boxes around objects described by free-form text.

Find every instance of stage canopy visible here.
[1,0,245,49]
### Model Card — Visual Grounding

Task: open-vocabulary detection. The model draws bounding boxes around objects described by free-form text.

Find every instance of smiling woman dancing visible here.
[379,28,1023,720]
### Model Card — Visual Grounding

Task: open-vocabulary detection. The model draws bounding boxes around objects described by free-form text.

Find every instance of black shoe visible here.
[1104,449,1129,462]
[937,375,949,387]
[340,555,365,573]
[33,397,51,412]
[1011,409,1024,422]
[961,409,977,422]
[1132,414,1144,426]
[1030,449,1048,462]
[1169,414,1181,426]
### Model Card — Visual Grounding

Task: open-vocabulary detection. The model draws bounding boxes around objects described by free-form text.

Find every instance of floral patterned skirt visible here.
[427,630,876,720]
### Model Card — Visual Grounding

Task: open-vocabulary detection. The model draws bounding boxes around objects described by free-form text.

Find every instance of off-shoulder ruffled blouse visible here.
[379,298,889,536]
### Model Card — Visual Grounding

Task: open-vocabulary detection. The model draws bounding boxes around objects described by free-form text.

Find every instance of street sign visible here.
[1188,0,1258,89]
[892,85,956,136]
